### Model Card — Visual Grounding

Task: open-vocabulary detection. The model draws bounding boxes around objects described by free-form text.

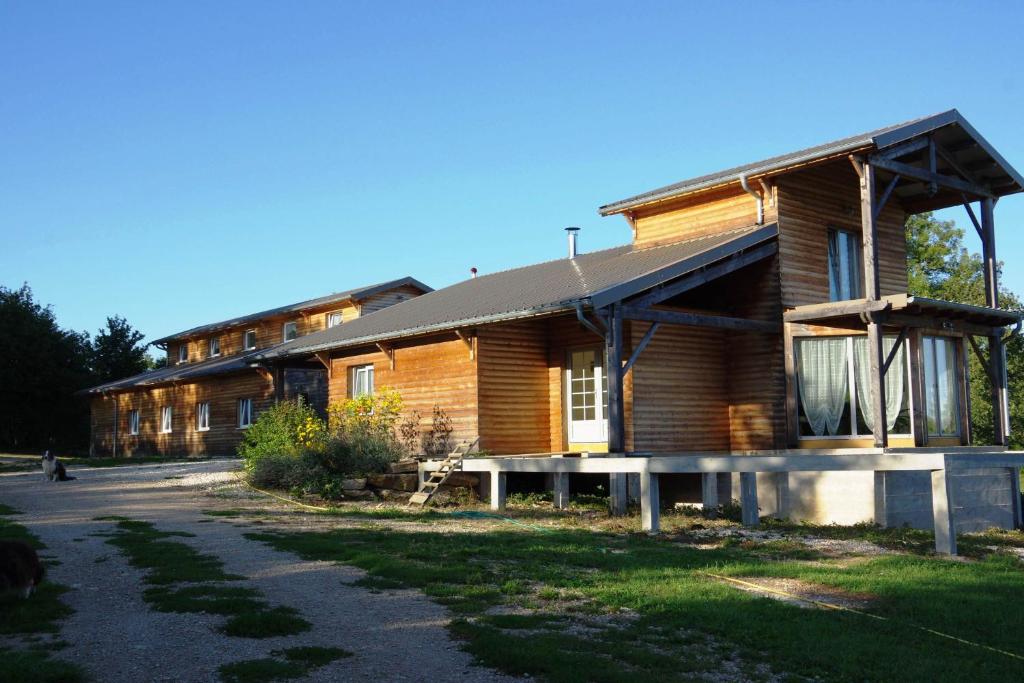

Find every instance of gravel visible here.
[0,460,518,683]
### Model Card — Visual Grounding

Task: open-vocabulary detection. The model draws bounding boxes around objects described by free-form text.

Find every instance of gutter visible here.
[739,174,764,225]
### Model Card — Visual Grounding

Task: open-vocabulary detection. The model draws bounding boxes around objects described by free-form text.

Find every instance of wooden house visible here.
[85,278,431,456]
[252,110,1024,533]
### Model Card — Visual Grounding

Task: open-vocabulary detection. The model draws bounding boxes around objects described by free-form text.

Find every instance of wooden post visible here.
[739,472,759,526]
[908,330,927,446]
[981,198,1009,445]
[490,471,506,512]
[931,464,957,555]
[955,338,971,446]
[783,323,799,447]
[867,322,888,448]
[640,471,660,533]
[273,364,285,404]
[112,395,119,458]
[553,473,570,510]
[858,161,888,448]
[606,305,628,516]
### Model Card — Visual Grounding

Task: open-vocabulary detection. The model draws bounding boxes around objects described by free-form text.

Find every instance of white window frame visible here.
[128,409,140,436]
[243,329,257,351]
[178,344,188,364]
[160,406,173,434]
[196,402,210,432]
[209,337,221,358]
[237,398,253,429]
[283,321,298,342]
[327,311,344,329]
[351,364,374,398]
[795,334,913,441]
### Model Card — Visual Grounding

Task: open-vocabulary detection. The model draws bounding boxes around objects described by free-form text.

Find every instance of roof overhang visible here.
[784,293,1021,336]
[599,109,1023,217]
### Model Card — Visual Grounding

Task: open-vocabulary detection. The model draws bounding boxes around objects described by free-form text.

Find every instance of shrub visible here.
[323,389,405,475]
[237,401,329,489]
[421,405,454,457]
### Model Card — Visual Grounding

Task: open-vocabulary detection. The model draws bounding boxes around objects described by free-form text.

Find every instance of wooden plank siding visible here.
[775,160,908,308]
[632,186,777,248]
[358,285,424,316]
[327,336,479,448]
[90,371,273,457]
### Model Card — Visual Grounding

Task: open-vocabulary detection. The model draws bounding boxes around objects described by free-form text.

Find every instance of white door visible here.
[567,348,607,444]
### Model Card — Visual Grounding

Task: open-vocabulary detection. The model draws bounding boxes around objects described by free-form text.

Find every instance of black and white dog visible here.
[41,451,75,482]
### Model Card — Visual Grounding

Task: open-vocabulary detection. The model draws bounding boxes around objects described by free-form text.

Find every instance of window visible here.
[243,329,257,350]
[237,398,253,429]
[827,228,862,301]
[128,409,140,435]
[351,364,374,398]
[196,402,210,432]
[209,337,221,357]
[160,406,172,433]
[923,336,961,437]
[178,344,188,364]
[795,335,910,438]
[327,312,343,328]
[283,322,298,341]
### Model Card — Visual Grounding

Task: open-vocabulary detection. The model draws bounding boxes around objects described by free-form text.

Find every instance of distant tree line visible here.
[0,284,157,455]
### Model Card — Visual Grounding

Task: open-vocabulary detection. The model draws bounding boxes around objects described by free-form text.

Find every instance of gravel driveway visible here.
[0,460,517,682]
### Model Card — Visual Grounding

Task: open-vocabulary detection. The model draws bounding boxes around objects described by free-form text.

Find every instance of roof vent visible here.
[565,227,580,258]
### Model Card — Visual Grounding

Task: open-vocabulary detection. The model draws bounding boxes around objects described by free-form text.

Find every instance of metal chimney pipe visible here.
[565,226,580,258]
[470,267,478,279]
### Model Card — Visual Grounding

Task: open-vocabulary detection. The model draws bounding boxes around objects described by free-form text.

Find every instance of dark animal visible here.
[41,451,75,482]
[0,540,44,598]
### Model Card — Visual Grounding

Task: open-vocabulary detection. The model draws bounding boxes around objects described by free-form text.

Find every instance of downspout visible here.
[575,302,605,339]
[739,174,764,225]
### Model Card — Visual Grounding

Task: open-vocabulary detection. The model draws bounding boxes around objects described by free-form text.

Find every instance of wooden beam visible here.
[313,352,331,374]
[927,137,938,196]
[885,313,1001,338]
[869,157,993,198]
[867,322,888,448]
[619,305,779,333]
[606,305,626,457]
[454,331,476,361]
[936,140,983,186]
[376,343,396,370]
[860,162,881,300]
[962,199,983,240]
[967,335,993,381]
[908,329,926,446]
[873,136,931,161]
[882,327,908,377]
[981,198,998,308]
[622,322,659,375]
[873,173,900,221]
[627,242,778,309]
[783,323,799,447]
[784,298,891,323]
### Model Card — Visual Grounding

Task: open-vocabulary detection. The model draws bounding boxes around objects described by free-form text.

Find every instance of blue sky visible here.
[2,1,1023,344]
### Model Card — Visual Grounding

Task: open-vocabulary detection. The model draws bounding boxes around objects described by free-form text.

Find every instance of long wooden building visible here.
[248,110,1024,531]
[85,278,431,456]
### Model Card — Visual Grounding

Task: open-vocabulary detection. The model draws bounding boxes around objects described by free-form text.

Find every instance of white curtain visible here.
[797,338,849,436]
[853,336,905,432]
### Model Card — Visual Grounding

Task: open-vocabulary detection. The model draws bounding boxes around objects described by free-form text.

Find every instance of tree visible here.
[905,213,1024,448]
[91,315,150,384]
[0,284,93,452]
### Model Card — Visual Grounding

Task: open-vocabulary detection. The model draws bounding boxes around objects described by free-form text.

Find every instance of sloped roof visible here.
[150,276,432,345]
[251,223,778,361]
[84,351,261,394]
[600,109,1024,216]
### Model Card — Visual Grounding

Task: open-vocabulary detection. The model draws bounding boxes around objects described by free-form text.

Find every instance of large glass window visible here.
[160,406,172,433]
[828,228,863,301]
[196,402,210,432]
[237,398,253,429]
[923,336,960,437]
[796,335,910,438]
[128,409,140,435]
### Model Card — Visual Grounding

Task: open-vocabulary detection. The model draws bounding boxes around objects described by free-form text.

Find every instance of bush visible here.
[237,401,328,489]
[324,389,405,475]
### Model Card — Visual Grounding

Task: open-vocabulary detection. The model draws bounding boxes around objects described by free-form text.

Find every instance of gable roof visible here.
[600,109,1024,216]
[251,223,778,362]
[150,276,432,346]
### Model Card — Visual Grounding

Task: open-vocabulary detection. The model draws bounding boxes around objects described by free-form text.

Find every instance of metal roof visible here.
[599,109,1024,216]
[150,276,432,345]
[84,351,261,394]
[251,223,778,362]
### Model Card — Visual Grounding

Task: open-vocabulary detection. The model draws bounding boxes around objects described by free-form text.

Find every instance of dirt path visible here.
[0,460,517,683]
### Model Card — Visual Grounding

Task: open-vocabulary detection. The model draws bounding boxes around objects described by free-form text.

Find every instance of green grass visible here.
[0,508,85,682]
[218,647,351,683]
[246,522,1024,682]
[98,518,309,638]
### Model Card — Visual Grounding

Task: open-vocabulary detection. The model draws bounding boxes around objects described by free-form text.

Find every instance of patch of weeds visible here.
[92,515,131,522]
[720,537,825,561]
[351,575,404,591]
[218,647,351,683]
[508,491,553,507]
[203,509,247,518]
[222,606,311,638]
[98,517,308,639]
[0,508,84,681]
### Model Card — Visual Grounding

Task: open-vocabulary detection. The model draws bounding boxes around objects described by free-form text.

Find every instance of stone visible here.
[439,472,479,489]
[388,459,420,474]
[366,473,419,492]
[341,478,367,491]
[378,489,412,503]
[343,489,377,501]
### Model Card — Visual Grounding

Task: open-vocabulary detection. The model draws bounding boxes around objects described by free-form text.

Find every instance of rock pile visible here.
[338,458,480,502]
